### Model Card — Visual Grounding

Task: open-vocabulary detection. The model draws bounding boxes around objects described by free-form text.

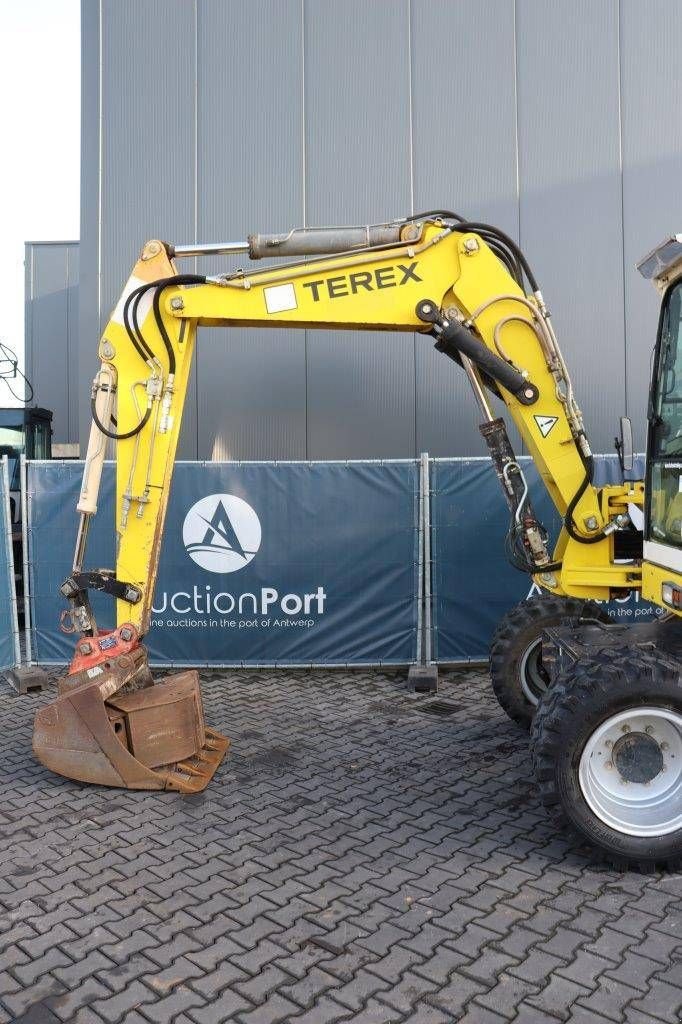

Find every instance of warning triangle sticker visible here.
[534,414,558,438]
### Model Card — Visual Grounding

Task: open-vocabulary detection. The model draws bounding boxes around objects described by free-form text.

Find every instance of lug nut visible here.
[605,761,613,770]
[645,725,654,735]
[621,724,630,733]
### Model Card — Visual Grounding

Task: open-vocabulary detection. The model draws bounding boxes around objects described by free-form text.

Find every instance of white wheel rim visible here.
[519,638,549,707]
[579,707,682,837]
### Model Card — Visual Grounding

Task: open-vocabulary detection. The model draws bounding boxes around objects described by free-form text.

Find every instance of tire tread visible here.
[530,647,682,872]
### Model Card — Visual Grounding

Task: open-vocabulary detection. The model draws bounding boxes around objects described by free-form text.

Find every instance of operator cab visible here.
[0,407,52,527]
[638,236,682,573]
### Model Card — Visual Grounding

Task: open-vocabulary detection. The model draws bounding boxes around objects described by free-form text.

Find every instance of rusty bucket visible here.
[32,625,229,792]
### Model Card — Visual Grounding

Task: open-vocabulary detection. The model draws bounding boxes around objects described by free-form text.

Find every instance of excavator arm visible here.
[33,213,644,791]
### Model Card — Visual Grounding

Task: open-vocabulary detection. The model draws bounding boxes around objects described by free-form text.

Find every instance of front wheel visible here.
[490,597,611,729]
[530,649,682,871]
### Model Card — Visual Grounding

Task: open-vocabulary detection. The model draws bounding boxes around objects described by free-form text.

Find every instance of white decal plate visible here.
[264,283,297,314]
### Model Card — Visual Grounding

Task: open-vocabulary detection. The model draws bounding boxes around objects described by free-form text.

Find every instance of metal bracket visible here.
[60,570,142,605]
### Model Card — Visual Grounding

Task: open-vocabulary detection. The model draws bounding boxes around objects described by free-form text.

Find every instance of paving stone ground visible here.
[0,664,681,1024]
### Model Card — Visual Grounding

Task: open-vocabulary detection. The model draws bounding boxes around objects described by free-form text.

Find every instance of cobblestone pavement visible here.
[1,665,681,1024]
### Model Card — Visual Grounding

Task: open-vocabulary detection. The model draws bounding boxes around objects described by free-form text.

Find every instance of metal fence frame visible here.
[1,455,20,669]
[20,455,32,665]
[25,457,424,669]
[427,453,649,666]
[21,452,647,671]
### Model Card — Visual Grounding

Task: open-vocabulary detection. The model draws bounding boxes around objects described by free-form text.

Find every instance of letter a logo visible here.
[183,494,261,573]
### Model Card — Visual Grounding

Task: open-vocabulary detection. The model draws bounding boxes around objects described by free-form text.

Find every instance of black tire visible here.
[531,648,682,872]
[490,596,611,729]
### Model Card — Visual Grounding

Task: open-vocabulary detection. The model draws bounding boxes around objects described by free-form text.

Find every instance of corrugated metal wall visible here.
[80,0,682,459]
[24,241,79,444]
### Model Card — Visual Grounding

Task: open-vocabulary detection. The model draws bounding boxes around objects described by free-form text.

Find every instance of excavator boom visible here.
[33,212,644,793]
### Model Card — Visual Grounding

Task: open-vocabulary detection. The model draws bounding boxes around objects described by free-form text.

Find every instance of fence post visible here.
[21,455,32,664]
[407,453,438,692]
[1,455,20,669]
[423,452,433,667]
[415,455,424,666]
[6,456,48,693]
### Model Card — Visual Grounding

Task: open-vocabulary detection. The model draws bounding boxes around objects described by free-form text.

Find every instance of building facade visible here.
[24,241,79,445]
[78,0,682,459]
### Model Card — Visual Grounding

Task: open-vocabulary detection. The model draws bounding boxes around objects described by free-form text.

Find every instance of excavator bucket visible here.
[33,626,229,792]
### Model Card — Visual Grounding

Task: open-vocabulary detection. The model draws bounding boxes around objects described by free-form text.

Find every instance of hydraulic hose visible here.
[124,287,159,365]
[405,213,534,291]
[563,447,609,544]
[410,208,605,550]
[456,221,539,292]
[152,285,177,376]
[124,274,206,372]
[404,209,465,223]
[91,397,151,440]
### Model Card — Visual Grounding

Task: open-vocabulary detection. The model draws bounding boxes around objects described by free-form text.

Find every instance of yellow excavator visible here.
[31,212,682,870]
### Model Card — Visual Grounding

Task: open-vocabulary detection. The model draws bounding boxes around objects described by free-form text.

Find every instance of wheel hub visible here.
[578,707,682,837]
[612,731,664,784]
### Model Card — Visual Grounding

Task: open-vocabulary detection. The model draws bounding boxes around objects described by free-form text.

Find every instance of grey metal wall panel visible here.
[196,0,306,460]
[516,0,624,454]
[78,0,682,463]
[100,0,197,458]
[304,0,414,459]
[620,1,682,450]
[77,0,100,448]
[24,242,79,444]
[411,0,519,457]
[66,243,79,441]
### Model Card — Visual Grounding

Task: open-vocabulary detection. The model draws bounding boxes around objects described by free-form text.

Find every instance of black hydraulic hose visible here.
[131,288,155,360]
[409,208,594,556]
[402,210,532,289]
[404,209,465,223]
[124,286,158,365]
[404,212,534,290]
[505,523,562,575]
[123,274,206,371]
[483,239,523,287]
[91,397,151,440]
[148,273,206,375]
[563,446,609,544]
[152,286,177,375]
[456,221,539,292]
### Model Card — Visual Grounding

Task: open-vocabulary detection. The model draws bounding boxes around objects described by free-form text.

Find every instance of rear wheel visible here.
[530,649,682,871]
[489,596,610,728]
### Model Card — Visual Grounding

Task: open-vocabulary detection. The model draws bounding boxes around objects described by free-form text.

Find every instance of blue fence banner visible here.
[430,455,659,663]
[0,456,20,671]
[27,460,420,666]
